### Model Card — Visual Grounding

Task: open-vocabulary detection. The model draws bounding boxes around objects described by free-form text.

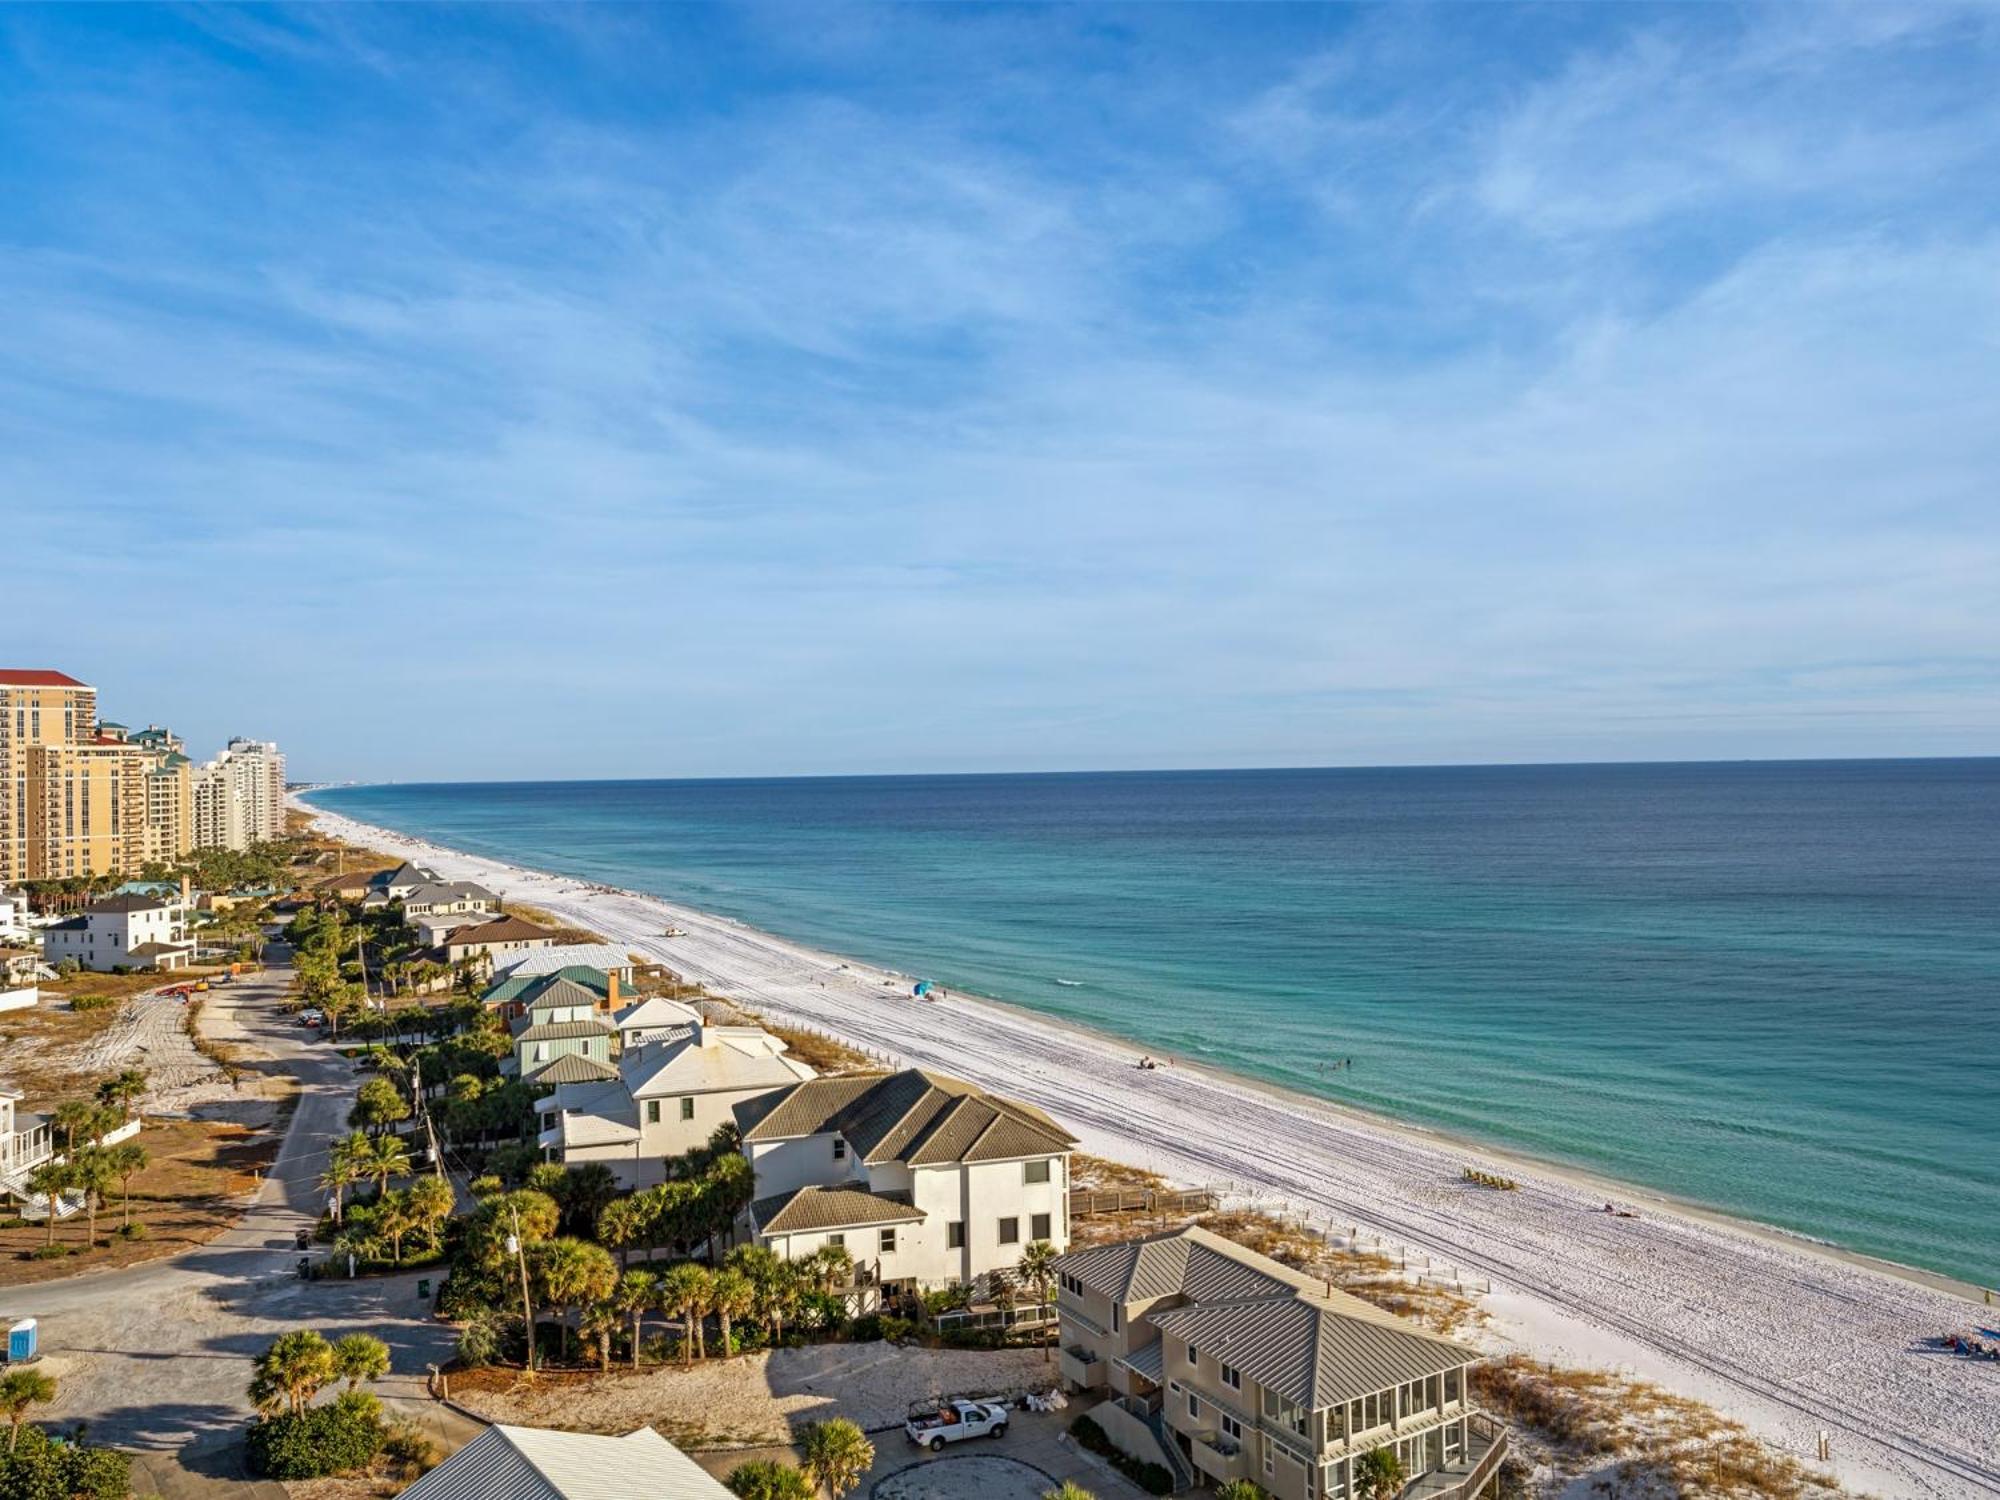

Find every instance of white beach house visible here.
[734,1069,1077,1295]
[40,892,193,972]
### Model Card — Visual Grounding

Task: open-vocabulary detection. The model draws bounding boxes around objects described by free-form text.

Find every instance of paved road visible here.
[6,959,466,1491]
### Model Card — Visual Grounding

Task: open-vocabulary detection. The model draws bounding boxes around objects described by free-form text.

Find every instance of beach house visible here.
[1053,1225,1506,1500]
[511,976,617,1082]
[733,1069,1076,1296]
[535,1012,814,1188]
[40,891,194,972]
[441,914,559,967]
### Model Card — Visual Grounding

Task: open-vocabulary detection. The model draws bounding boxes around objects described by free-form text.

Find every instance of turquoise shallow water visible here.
[311,761,2000,1286]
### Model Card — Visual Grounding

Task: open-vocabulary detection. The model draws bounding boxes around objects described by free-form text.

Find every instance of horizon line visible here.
[294,750,2000,794]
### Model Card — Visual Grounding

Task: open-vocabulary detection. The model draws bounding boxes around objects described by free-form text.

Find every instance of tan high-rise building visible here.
[114,724,195,867]
[22,739,149,880]
[0,670,100,884]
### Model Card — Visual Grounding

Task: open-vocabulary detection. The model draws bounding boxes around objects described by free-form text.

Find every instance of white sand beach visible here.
[303,801,2000,1498]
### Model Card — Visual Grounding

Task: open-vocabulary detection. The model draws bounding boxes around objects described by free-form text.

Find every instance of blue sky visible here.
[3,4,1997,781]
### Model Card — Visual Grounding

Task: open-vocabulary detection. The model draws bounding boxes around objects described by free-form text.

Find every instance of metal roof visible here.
[1056,1226,1478,1412]
[399,1423,730,1500]
[516,1019,615,1043]
[528,1053,620,1086]
[750,1185,927,1236]
[498,945,636,978]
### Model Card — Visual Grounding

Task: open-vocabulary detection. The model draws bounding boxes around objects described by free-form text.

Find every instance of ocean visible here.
[311,761,2000,1287]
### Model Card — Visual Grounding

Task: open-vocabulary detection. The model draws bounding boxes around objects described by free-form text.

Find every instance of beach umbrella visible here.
[912,980,932,997]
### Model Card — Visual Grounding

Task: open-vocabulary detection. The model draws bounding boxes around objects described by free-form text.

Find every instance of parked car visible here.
[906,1399,1008,1451]
[299,1008,325,1027]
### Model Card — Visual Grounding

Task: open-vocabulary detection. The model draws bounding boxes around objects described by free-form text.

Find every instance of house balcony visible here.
[1188,1429,1248,1485]
[1400,1416,1508,1500]
[1060,1345,1105,1391]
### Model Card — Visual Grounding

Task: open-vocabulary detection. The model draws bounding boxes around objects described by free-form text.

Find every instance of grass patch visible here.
[1475,1354,1846,1498]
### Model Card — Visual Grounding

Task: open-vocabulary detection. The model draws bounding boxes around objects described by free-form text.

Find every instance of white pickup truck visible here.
[905,1398,1009,1451]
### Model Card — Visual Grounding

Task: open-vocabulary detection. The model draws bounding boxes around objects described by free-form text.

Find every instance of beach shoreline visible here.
[297,794,2000,1498]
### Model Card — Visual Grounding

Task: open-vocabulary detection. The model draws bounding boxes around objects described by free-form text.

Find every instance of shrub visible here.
[0,1424,130,1499]
[456,1315,502,1369]
[1068,1416,1169,1494]
[847,1315,882,1344]
[726,1457,814,1499]
[29,1245,73,1261]
[875,1315,916,1343]
[118,1222,149,1240]
[70,994,118,1012]
[245,1396,385,1478]
[382,1419,439,1478]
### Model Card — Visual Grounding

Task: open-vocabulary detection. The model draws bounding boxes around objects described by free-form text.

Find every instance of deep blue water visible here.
[311,762,2000,1286]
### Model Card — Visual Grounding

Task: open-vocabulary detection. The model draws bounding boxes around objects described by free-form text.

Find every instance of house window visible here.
[680,1097,695,1121]
[1187,1343,1199,1367]
[1031,1212,1051,1240]
[647,1100,661,1124]
[948,1221,965,1249]
[1222,1414,1242,1442]
[879,1227,897,1253]
[997,1217,1019,1245]
[832,1137,847,1160]
[1024,1159,1050,1184]
[1222,1363,1241,1391]
[1264,1452,1275,1477]
[828,1233,845,1248]
[1187,1392,1200,1419]
[1111,1306,1121,1333]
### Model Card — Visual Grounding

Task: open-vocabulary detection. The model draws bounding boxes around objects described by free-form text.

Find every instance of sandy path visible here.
[302,802,2000,1498]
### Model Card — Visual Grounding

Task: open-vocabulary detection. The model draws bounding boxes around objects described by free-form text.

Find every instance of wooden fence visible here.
[1068,1186,1219,1219]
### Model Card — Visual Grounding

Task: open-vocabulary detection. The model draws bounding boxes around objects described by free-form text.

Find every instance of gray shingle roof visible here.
[750,1185,926,1236]
[734,1069,1075,1166]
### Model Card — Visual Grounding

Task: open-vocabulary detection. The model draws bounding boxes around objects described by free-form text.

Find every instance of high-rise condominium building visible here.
[192,738,287,852]
[0,670,100,883]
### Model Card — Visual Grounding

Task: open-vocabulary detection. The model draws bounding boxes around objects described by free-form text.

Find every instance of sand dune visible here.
[302,800,2000,1498]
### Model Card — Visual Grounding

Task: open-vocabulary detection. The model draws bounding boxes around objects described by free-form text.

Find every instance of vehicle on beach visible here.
[905,1398,1008,1450]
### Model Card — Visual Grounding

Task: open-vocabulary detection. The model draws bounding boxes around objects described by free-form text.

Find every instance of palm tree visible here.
[365,1134,413,1197]
[107,1141,149,1229]
[406,1175,455,1256]
[1213,1484,1267,1500]
[800,1418,874,1500]
[249,1330,337,1417]
[376,1189,417,1263]
[332,1332,390,1390]
[70,1145,114,1251]
[530,1238,619,1364]
[25,1162,71,1249]
[322,1132,371,1224]
[1018,1239,1059,1360]
[95,1067,148,1121]
[596,1197,643,1269]
[1041,1485,1097,1500]
[708,1267,754,1359]
[581,1297,622,1372]
[614,1270,657,1370]
[0,1369,56,1453]
[1354,1448,1404,1500]
[52,1098,100,1153]
[658,1262,714,1364]
[808,1243,853,1294]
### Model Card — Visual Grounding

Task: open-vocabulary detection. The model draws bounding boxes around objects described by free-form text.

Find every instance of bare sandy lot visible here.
[453,1344,1059,1449]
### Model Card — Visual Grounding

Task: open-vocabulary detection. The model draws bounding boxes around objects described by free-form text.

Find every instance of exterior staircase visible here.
[1142,1405,1197,1493]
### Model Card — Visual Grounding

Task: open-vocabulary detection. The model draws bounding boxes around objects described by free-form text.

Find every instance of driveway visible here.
[5,959,466,1488]
[692,1401,1152,1500]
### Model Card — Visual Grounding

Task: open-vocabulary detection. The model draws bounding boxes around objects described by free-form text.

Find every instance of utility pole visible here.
[509,1200,535,1370]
